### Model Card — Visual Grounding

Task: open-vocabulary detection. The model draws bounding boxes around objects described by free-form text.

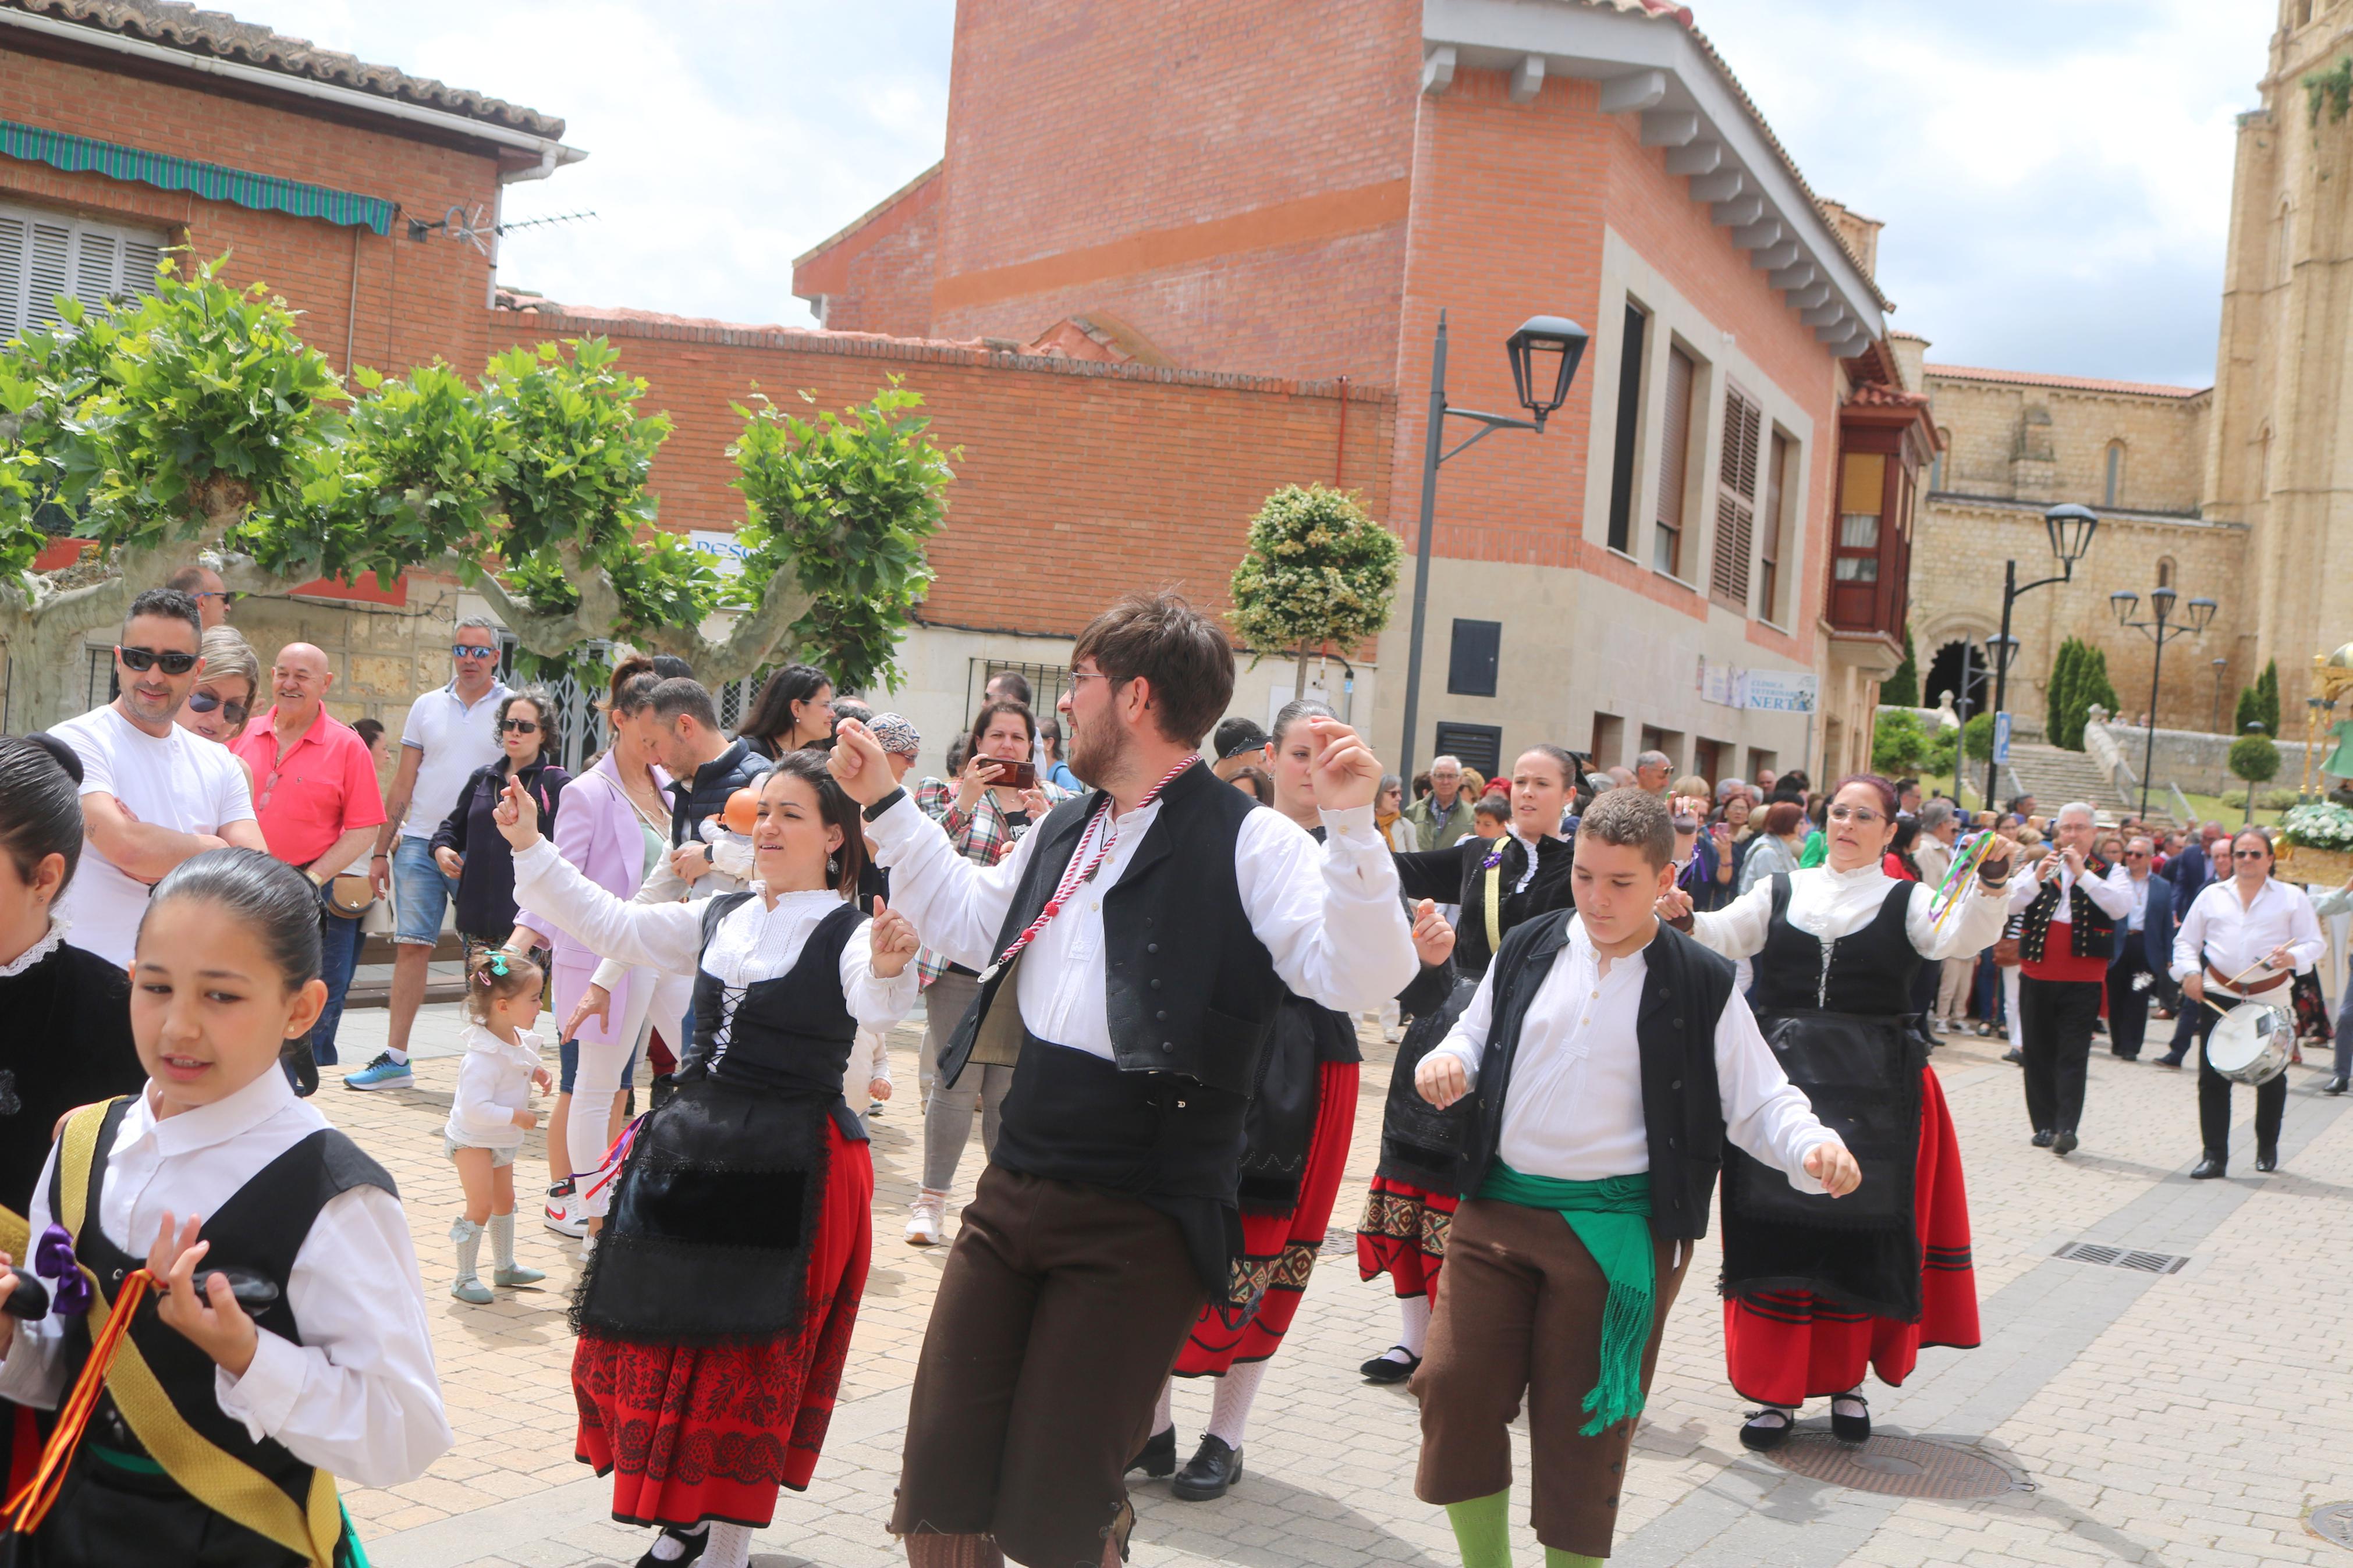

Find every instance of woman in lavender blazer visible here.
[518,674,679,1236]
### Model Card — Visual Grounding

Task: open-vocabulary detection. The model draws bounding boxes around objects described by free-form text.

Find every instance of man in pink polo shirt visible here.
[232,642,386,1089]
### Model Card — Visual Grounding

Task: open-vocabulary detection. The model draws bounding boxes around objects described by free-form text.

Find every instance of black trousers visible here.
[2194,1001,2287,1159]
[2106,948,2153,1059]
[2019,975,2103,1135]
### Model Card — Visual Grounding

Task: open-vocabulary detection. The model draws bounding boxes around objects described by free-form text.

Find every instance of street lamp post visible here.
[1396,311,1588,781]
[2109,585,2218,818]
[1982,632,2018,804]
[2209,657,2230,735]
[1983,503,2100,809]
[1950,639,1975,805]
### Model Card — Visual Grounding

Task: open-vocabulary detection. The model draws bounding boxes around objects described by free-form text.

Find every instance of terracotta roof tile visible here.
[1924,362,2210,400]
[1,0,564,138]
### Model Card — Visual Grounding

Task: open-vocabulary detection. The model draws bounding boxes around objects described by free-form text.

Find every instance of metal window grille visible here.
[966,659,1074,727]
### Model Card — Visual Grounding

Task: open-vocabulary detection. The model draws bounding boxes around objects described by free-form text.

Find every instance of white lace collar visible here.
[0,918,68,979]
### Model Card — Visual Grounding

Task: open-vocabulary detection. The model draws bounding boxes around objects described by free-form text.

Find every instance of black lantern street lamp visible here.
[1397,311,1589,780]
[1983,503,2099,808]
[2110,584,2217,817]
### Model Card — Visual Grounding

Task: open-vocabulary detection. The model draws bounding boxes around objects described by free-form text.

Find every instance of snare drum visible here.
[2204,1001,2293,1086]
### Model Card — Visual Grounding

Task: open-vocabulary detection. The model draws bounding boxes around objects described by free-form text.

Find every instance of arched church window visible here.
[2155,556,2174,590]
[2104,440,2125,509]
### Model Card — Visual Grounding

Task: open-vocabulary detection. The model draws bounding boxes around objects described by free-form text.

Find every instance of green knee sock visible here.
[1444,1489,1511,1568]
[1544,1551,1603,1568]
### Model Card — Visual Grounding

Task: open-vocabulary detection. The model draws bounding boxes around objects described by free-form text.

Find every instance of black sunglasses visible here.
[501,718,540,735]
[452,643,499,659]
[118,645,197,675]
[184,690,249,726]
[2231,848,2270,859]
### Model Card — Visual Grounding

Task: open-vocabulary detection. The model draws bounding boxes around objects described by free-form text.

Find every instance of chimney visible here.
[1818,200,1883,279]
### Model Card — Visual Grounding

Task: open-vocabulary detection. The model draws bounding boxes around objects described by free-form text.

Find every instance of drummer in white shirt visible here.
[2170,826,2326,1177]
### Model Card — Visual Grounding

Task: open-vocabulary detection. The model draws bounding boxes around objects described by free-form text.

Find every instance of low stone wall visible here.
[2089,720,2330,797]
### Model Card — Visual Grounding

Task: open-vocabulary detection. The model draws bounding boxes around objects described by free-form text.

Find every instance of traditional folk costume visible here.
[0,922,145,1494]
[868,763,1414,1567]
[0,1068,450,1566]
[2007,853,2131,1149]
[1414,911,1837,1563]
[509,838,914,1546]
[1684,863,2008,1432]
[1358,827,1572,1369]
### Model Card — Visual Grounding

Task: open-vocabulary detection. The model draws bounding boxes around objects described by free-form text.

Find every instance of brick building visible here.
[800,0,1932,783]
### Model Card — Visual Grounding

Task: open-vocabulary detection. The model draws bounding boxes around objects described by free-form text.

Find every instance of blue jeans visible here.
[311,909,363,1066]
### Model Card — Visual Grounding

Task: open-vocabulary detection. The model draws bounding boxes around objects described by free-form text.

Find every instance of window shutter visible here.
[1710,385,1762,611]
[1655,346,1694,573]
[26,219,70,332]
[0,204,169,339]
[73,229,118,304]
[0,214,24,340]
[120,237,161,299]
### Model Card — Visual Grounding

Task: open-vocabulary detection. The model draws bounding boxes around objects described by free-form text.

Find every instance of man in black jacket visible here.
[1411,788,1857,1568]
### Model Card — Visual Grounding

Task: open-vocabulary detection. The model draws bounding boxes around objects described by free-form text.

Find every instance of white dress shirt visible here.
[511,840,917,1057]
[2124,873,2151,933]
[2007,855,2135,925]
[2170,876,2326,996]
[0,1069,450,1488]
[444,1023,546,1151]
[1692,859,2012,967]
[866,787,1415,1062]
[1430,916,1834,1187]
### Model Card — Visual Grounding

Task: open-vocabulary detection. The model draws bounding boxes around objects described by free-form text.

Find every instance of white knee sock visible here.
[489,1211,517,1271]
[704,1520,754,1568]
[1152,1378,1174,1438]
[645,1522,707,1562]
[1832,1384,1868,1416]
[449,1218,482,1285]
[1396,1293,1433,1358]
[1206,1360,1266,1448]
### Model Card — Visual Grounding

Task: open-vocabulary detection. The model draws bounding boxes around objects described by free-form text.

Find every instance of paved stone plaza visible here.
[325,1001,2353,1568]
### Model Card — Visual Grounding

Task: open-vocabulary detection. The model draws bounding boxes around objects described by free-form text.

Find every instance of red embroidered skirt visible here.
[1175,1061,1357,1375]
[1724,1065,1979,1406]
[1356,1176,1458,1301]
[574,1121,874,1527]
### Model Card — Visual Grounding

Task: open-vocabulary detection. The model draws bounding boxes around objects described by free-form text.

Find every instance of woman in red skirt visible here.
[499,751,920,1567]
[1133,702,1454,1501]
[1663,773,2015,1449]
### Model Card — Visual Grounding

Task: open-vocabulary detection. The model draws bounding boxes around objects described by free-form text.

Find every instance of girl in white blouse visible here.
[442,951,553,1306]
[0,848,449,1567]
[496,750,918,1568]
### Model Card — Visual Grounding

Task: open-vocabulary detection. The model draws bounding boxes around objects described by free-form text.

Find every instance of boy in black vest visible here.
[828,592,1418,1568]
[1411,788,1859,1568]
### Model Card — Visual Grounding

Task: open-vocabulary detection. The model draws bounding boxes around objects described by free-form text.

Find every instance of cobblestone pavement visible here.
[320,1001,2353,1568]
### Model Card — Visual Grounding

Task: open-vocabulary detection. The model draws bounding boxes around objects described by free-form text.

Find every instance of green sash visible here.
[1477,1164,1655,1435]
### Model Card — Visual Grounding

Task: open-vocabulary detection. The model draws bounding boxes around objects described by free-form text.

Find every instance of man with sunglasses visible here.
[229,642,386,1085]
[2104,835,2174,1063]
[165,563,233,630]
[350,618,511,1091]
[51,588,268,968]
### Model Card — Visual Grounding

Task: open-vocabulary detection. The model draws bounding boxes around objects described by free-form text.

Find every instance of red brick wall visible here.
[0,40,504,377]
[485,310,1394,637]
[793,167,941,339]
[921,0,1421,382]
[1389,67,1838,659]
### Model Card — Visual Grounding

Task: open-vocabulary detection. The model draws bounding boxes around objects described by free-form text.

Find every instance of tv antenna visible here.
[406,206,597,253]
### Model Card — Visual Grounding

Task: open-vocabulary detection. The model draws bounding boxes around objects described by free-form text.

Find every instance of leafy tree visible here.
[1925,724,1958,780]
[1871,709,1932,774]
[2077,645,2120,734]
[1227,483,1401,699]
[2229,731,2281,819]
[1881,627,1919,707]
[0,257,953,722]
[2043,638,2119,751]
[1962,710,1997,763]
[2234,658,2281,738]
[2045,639,2078,749]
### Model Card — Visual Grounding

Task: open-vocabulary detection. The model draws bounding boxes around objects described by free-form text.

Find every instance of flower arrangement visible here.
[2281,801,2353,854]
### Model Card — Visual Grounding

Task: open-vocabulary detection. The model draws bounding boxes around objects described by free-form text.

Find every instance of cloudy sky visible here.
[265,0,2271,389]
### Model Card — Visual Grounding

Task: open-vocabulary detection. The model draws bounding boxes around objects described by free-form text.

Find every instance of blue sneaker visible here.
[343,1052,414,1091]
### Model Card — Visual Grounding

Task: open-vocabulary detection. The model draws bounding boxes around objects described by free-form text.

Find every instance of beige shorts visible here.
[444,1135,517,1169]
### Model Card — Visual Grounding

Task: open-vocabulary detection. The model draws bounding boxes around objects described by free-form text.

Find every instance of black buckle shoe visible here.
[1738,1407,1794,1452]
[1126,1425,1175,1478]
[1360,1347,1421,1385]
[2189,1152,2227,1179]
[634,1524,709,1567]
[2031,1128,2054,1149]
[1830,1392,1870,1445]
[1171,1435,1243,1501]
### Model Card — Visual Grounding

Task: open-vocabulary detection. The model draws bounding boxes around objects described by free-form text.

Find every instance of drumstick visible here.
[2197,957,2280,1016]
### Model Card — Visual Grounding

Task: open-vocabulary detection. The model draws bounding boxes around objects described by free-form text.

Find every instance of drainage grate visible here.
[1762,1433,2025,1499]
[2312,1502,2353,1549]
[2053,1241,2188,1274]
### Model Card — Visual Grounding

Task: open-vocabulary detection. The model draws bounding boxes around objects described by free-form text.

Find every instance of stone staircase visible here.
[1999,739,2150,822]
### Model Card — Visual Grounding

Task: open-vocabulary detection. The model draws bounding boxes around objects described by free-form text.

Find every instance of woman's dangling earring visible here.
[827,853,840,879]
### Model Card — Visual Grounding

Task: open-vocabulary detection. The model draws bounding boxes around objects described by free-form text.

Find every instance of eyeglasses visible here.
[452,643,499,660]
[1826,805,1884,824]
[2231,848,2270,859]
[1068,669,1112,685]
[191,590,237,606]
[184,690,249,726]
[117,645,197,675]
[501,718,540,735]
[2125,850,2150,859]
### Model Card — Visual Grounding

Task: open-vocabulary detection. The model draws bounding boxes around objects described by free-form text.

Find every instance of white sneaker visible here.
[905,1191,945,1247]
[544,1186,590,1239]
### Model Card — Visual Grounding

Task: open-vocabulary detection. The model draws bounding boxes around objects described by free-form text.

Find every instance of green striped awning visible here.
[0,119,393,234]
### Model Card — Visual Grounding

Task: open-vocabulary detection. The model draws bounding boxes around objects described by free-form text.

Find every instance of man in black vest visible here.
[828,592,1417,1568]
[2008,802,2132,1151]
[1411,788,1858,1568]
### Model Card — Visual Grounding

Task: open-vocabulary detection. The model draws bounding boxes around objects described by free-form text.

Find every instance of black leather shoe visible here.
[1830,1392,1870,1445]
[2051,1130,2078,1157]
[2031,1128,2054,1149]
[2189,1153,2227,1179]
[2003,1048,2025,1065]
[1126,1425,1176,1478]
[1738,1408,1794,1452]
[635,1525,708,1567]
[2327,1076,2348,1096]
[2255,1147,2279,1173]
[2154,1055,2185,1069]
[1171,1435,1242,1501]
[1360,1347,1421,1384]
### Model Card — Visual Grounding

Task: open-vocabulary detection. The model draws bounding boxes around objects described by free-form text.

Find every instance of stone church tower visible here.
[2206,0,2353,709]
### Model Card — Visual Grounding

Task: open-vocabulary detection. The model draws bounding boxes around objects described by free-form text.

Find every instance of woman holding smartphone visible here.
[903,701,1075,1245]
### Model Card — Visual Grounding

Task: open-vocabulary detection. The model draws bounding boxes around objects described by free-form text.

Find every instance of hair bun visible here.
[23,733,83,786]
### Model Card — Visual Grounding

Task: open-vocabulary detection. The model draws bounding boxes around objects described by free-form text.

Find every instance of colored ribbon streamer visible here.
[978,755,1197,982]
[33,1225,90,1318]
[2,1267,156,1538]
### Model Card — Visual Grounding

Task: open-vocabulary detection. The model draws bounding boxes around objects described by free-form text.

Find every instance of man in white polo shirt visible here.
[52,587,267,967]
[346,616,509,1090]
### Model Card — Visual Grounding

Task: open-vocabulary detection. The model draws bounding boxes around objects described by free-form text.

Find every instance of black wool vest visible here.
[2018,854,2118,963]
[688,894,868,1140]
[941,761,1284,1096]
[1454,912,1736,1242]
